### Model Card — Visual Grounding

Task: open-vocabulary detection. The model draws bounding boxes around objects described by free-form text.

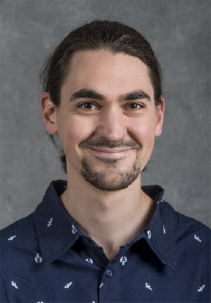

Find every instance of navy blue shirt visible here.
[0,180,210,302]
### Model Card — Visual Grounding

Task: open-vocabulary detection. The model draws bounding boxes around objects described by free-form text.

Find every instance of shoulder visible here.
[0,213,36,245]
[0,214,39,274]
[157,200,210,267]
[173,209,210,245]
[157,198,210,243]
[169,206,210,274]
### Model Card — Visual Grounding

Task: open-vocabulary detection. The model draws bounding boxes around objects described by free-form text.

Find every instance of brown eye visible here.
[127,103,143,110]
[78,103,98,110]
[83,103,94,110]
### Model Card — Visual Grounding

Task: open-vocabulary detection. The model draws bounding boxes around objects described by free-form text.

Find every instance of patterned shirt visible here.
[0,180,210,302]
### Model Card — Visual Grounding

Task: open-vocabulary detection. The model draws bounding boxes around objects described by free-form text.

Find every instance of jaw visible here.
[79,150,141,192]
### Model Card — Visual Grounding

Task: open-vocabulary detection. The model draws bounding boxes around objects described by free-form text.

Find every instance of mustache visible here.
[79,137,140,149]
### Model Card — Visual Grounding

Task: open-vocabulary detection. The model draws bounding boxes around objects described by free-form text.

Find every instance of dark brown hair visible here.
[40,20,163,173]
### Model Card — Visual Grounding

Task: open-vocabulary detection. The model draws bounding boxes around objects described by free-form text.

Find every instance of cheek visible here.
[64,117,95,149]
[130,119,157,148]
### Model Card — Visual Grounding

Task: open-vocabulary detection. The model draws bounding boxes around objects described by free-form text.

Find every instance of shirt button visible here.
[106,269,113,278]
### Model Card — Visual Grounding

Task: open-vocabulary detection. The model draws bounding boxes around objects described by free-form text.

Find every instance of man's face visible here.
[49,50,164,191]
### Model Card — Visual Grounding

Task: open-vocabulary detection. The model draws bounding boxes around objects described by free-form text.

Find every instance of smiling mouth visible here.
[91,147,131,153]
[83,147,133,159]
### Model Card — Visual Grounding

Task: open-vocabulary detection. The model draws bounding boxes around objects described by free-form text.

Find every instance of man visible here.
[0,20,210,302]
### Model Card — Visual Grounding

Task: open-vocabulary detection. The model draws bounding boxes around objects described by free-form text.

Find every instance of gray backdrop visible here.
[0,0,210,229]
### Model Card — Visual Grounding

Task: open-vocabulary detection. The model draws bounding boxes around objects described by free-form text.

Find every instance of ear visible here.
[40,92,57,135]
[155,96,165,137]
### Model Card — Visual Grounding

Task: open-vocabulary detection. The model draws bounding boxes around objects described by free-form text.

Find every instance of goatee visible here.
[80,156,141,191]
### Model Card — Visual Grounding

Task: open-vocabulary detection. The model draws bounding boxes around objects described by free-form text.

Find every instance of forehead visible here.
[62,49,154,99]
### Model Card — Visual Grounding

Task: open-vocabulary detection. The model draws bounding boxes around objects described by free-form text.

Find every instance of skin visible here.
[41,49,165,261]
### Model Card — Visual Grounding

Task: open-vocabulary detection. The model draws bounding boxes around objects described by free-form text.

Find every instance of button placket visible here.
[106,269,113,278]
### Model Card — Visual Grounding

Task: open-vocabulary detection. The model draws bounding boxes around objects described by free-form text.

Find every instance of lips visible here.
[90,147,131,153]
[83,146,132,159]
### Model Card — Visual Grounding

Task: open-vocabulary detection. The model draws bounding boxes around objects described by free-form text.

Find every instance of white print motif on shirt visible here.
[100,283,104,288]
[145,283,152,291]
[147,230,151,239]
[37,302,44,303]
[11,281,18,289]
[86,258,93,264]
[47,218,53,227]
[163,225,166,234]
[64,282,73,289]
[72,225,77,234]
[8,235,16,241]
[35,253,43,263]
[194,235,202,242]
[120,256,128,266]
[198,285,206,292]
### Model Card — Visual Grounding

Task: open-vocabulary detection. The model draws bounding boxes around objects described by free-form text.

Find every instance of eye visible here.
[125,103,144,110]
[77,102,99,110]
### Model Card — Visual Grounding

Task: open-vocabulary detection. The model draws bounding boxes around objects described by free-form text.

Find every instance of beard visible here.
[79,137,141,191]
[80,157,141,191]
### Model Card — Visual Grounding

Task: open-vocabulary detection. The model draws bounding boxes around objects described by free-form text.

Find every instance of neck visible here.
[60,173,155,261]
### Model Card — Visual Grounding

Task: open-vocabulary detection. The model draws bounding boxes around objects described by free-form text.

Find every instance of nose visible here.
[96,106,127,141]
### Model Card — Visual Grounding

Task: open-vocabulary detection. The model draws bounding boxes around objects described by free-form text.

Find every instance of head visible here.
[40,20,164,175]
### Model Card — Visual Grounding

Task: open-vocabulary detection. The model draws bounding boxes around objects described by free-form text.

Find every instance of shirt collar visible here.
[144,196,177,271]
[33,180,80,265]
[33,180,176,269]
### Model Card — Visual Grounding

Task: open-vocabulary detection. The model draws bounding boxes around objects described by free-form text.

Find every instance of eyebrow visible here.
[70,89,151,102]
[70,89,104,101]
[122,91,151,102]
